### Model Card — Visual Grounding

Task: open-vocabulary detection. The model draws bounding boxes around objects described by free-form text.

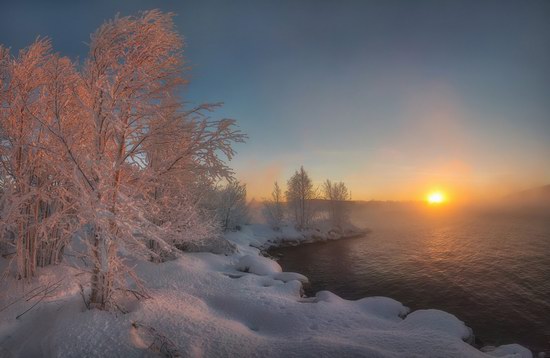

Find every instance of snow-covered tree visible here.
[0,40,79,279]
[263,181,285,231]
[286,166,316,230]
[72,10,244,308]
[322,179,351,230]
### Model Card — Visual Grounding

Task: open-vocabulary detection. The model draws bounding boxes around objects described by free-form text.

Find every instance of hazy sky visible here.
[1,0,549,201]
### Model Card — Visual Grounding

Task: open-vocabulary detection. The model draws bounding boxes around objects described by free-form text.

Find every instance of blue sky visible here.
[1,0,548,200]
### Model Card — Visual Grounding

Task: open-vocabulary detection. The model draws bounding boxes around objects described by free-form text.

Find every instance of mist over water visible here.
[270,203,550,352]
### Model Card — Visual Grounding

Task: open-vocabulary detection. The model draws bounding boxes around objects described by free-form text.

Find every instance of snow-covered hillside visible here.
[0,225,531,357]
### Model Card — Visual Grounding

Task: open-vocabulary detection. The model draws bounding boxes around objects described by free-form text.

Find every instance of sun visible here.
[427,191,445,204]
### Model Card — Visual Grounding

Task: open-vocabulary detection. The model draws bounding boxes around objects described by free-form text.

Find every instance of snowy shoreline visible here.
[229,224,369,252]
[0,224,534,357]
[225,225,532,357]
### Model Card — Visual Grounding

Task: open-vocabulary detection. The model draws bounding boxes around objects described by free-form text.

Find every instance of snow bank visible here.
[400,309,473,341]
[482,344,534,358]
[234,255,308,284]
[356,296,410,321]
[0,225,533,357]
[272,272,309,284]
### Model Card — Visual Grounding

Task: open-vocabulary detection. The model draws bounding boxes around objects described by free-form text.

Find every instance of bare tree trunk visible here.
[90,226,107,309]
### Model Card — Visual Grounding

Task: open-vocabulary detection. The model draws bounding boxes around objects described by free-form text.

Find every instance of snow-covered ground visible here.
[0,225,532,357]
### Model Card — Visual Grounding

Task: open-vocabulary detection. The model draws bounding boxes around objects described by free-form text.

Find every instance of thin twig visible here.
[15,279,63,319]
[0,284,44,313]
[25,278,63,302]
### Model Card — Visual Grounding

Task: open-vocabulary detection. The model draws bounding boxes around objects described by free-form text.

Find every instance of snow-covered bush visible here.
[210,181,249,232]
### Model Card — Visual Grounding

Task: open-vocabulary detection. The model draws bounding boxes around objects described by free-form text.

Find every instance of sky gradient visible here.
[1,0,549,201]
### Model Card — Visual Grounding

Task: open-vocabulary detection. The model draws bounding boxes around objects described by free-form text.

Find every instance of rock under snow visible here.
[235,254,282,275]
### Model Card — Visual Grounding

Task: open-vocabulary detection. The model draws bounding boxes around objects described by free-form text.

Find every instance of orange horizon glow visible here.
[242,176,549,204]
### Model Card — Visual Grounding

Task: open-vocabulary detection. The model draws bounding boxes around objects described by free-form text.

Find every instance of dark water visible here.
[269,207,550,353]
